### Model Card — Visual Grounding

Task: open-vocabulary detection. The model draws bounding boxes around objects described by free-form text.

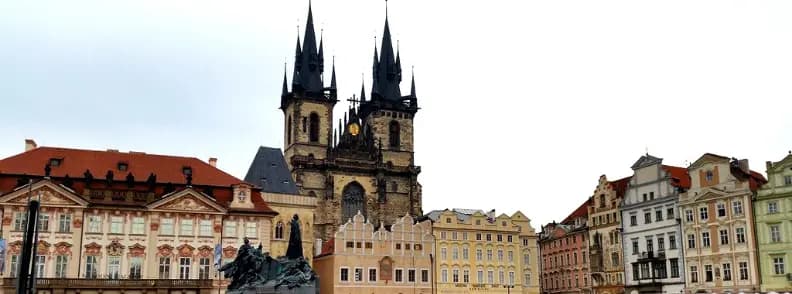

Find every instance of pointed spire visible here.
[360,78,367,102]
[318,28,325,73]
[282,62,289,96]
[372,0,402,101]
[291,0,323,94]
[410,66,416,98]
[330,56,337,89]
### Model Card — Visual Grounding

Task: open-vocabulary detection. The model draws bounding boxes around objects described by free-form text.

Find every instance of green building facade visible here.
[755,152,792,291]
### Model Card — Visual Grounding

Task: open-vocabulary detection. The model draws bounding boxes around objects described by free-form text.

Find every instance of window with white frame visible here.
[130,257,143,279]
[421,269,429,283]
[499,270,505,284]
[739,261,749,280]
[722,263,732,281]
[108,256,121,279]
[161,218,174,235]
[690,266,698,283]
[477,270,484,283]
[452,247,459,260]
[441,247,447,260]
[368,268,377,282]
[785,175,792,186]
[85,256,98,278]
[498,249,503,261]
[88,215,102,233]
[669,234,677,249]
[354,267,363,282]
[463,247,469,260]
[770,225,782,243]
[245,222,258,238]
[733,200,743,215]
[224,221,237,237]
[487,270,494,284]
[476,249,482,261]
[199,257,211,279]
[508,251,514,262]
[702,232,711,247]
[717,203,726,217]
[13,212,27,231]
[452,269,459,283]
[340,268,349,282]
[274,222,284,239]
[768,201,779,214]
[524,253,531,265]
[200,220,213,236]
[441,269,447,283]
[699,207,708,220]
[159,257,171,279]
[395,268,403,282]
[179,257,191,279]
[110,216,123,234]
[37,214,49,231]
[773,257,785,275]
[58,213,71,233]
[408,269,416,282]
[736,227,746,243]
[180,219,194,236]
[688,234,696,249]
[685,210,693,222]
[132,217,145,234]
[10,255,19,278]
[720,229,729,245]
[35,255,45,278]
[55,255,68,278]
[463,269,470,283]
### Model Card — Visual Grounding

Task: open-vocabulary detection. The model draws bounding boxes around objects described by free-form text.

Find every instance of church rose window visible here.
[342,182,366,221]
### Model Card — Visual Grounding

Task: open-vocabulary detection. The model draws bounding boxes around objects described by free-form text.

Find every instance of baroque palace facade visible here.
[0,140,278,294]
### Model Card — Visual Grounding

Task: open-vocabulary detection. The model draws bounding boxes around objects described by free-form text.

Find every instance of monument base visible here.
[227,283,317,294]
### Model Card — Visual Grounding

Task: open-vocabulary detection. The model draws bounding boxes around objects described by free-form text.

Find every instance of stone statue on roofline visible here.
[219,214,317,294]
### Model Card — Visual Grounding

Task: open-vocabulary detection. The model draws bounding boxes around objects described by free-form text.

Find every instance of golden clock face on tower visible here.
[349,123,360,136]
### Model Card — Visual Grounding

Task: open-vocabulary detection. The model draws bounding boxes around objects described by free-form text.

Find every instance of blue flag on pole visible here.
[214,244,222,268]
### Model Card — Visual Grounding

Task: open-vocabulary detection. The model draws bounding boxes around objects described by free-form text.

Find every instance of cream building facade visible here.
[313,213,434,294]
[679,153,766,294]
[427,209,540,294]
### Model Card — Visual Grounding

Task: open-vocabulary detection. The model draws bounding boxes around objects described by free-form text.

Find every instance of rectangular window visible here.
[702,232,711,247]
[688,234,696,249]
[509,271,515,285]
[422,269,429,283]
[58,214,71,232]
[670,258,680,278]
[224,221,236,237]
[159,257,171,279]
[440,231,446,239]
[773,257,786,275]
[486,234,492,241]
[88,215,102,233]
[722,263,732,281]
[245,222,258,238]
[487,249,493,261]
[198,257,210,279]
[13,212,27,231]
[667,208,674,220]
[130,257,143,279]
[685,209,694,222]
[354,268,363,282]
[487,270,494,284]
[632,264,640,280]
[655,209,663,222]
[770,225,782,243]
[452,232,458,240]
[669,234,677,249]
[497,234,503,242]
[630,215,637,226]
[632,239,639,255]
[736,227,746,243]
[498,250,504,261]
[35,255,46,278]
[441,269,447,283]
[690,266,698,283]
[785,175,792,186]
[640,263,650,279]
[733,201,743,215]
[161,218,174,235]
[452,269,459,283]
[396,269,403,282]
[110,216,123,234]
[452,247,459,260]
[38,214,50,231]
[10,255,19,278]
[739,262,749,280]
[200,220,213,236]
[524,253,531,265]
[768,201,779,213]
[476,249,482,261]
[699,207,708,221]
[657,237,665,251]
[180,219,194,236]
[499,270,505,284]
[132,217,145,234]
[85,256,98,278]
[644,212,652,224]
[463,247,469,260]
[463,232,468,240]
[369,268,377,282]
[55,255,68,278]
[705,265,713,282]
[507,235,513,242]
[476,233,482,241]
[441,247,447,260]
[508,250,514,262]
[463,269,470,283]
[107,256,121,279]
[720,229,729,245]
[611,252,619,267]
[717,203,726,217]
[340,268,349,282]
[477,270,484,283]
[646,237,654,253]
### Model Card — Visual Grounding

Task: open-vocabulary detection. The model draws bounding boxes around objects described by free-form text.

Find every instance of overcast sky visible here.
[2,0,792,228]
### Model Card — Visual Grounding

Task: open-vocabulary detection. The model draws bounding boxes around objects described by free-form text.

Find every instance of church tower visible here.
[281,2,337,168]
[281,2,421,241]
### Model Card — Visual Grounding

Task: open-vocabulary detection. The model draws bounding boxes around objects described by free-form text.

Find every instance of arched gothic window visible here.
[287,116,293,145]
[389,120,400,147]
[309,113,320,143]
[342,182,366,221]
[275,222,284,239]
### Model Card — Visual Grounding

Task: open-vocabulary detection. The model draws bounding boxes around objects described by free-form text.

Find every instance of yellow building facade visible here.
[313,212,435,294]
[428,209,540,294]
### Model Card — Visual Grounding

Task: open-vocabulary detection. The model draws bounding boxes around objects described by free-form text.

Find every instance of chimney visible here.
[25,139,37,151]
[738,159,750,174]
[208,157,218,167]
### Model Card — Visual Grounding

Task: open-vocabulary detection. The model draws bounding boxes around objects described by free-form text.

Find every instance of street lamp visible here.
[503,284,514,294]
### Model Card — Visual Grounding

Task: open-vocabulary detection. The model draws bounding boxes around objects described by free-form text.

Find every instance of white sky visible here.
[1,0,791,228]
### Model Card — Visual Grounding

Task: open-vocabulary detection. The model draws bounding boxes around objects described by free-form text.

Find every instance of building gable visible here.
[0,179,88,207]
[147,188,226,214]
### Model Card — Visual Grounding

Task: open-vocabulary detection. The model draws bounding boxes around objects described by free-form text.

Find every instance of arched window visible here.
[308,191,317,197]
[389,120,400,147]
[287,116,292,145]
[309,113,320,143]
[275,222,284,239]
[342,182,366,221]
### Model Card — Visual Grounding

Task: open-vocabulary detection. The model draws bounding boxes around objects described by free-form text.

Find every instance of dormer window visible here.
[117,162,128,171]
[182,167,192,176]
[238,190,247,202]
[705,170,714,183]
[49,158,62,167]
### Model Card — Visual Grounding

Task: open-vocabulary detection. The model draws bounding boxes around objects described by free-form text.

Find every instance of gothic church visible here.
[279,3,422,241]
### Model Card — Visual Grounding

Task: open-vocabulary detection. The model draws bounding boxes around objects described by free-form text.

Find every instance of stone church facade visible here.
[279,3,422,241]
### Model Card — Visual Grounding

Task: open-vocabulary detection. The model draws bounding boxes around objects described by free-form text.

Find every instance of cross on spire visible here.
[347,95,362,109]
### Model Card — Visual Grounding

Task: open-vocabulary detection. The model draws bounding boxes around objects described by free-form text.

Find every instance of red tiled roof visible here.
[562,198,591,225]
[662,165,691,189]
[317,237,336,257]
[608,176,631,198]
[748,171,768,192]
[0,146,242,187]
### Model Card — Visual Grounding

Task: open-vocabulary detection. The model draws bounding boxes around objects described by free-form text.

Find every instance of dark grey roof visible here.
[244,146,298,194]
[631,154,663,170]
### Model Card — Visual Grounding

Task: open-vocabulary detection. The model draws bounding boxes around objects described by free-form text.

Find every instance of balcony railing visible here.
[2,278,214,289]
